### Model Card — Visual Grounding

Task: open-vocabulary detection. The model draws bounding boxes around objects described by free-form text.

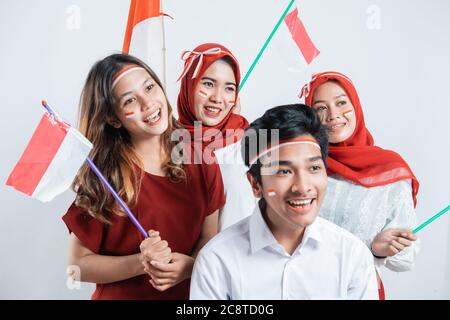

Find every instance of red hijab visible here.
[177,43,249,151]
[301,71,419,207]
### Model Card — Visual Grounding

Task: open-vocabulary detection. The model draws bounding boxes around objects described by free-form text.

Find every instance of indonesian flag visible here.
[277,2,320,66]
[122,0,166,84]
[6,112,92,202]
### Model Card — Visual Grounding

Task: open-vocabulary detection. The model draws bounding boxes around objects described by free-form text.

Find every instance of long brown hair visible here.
[73,54,185,224]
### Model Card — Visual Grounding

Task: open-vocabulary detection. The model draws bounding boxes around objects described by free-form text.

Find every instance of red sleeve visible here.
[203,162,226,216]
[62,204,104,254]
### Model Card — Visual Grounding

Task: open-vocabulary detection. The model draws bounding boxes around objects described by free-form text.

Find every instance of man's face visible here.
[257,135,328,232]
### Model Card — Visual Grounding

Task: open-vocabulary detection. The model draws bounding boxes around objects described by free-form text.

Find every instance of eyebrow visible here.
[313,94,347,105]
[265,156,323,167]
[118,77,152,101]
[201,76,236,87]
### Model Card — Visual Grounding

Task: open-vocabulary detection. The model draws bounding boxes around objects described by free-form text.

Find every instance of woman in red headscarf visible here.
[301,71,420,298]
[176,43,256,231]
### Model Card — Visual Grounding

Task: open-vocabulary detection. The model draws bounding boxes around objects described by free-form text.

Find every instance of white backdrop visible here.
[0,0,449,299]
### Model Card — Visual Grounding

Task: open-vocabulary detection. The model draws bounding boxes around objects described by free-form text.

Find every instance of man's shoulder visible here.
[316,217,370,252]
[200,216,251,256]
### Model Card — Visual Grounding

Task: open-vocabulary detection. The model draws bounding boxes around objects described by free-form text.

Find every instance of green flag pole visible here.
[239,0,295,92]
[413,204,450,234]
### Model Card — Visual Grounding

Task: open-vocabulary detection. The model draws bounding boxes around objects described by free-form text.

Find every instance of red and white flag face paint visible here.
[198,90,209,99]
[343,110,354,117]
[125,111,136,119]
[267,188,277,197]
[6,113,92,202]
[123,0,164,82]
[283,6,320,65]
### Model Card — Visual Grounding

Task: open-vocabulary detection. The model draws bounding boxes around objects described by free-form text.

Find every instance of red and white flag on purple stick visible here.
[122,0,171,86]
[6,112,92,202]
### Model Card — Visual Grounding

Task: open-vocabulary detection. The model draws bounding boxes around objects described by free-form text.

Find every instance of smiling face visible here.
[112,67,169,141]
[193,60,237,126]
[255,135,328,232]
[311,81,357,143]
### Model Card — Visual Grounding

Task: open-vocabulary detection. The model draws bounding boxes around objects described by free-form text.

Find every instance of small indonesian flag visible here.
[6,112,92,202]
[267,189,277,197]
[283,5,320,64]
[122,0,167,83]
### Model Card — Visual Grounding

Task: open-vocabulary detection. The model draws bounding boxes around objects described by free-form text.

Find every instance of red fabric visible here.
[62,163,225,300]
[6,113,68,196]
[122,0,161,53]
[376,270,385,300]
[284,7,320,64]
[303,71,419,207]
[176,43,249,151]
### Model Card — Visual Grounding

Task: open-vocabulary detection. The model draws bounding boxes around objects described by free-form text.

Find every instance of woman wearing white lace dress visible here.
[301,71,420,299]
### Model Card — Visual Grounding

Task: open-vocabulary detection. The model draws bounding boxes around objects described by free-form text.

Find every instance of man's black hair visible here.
[241,104,329,183]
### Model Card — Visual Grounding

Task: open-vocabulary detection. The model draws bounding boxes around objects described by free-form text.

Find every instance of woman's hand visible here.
[143,252,195,292]
[139,230,171,264]
[371,228,417,258]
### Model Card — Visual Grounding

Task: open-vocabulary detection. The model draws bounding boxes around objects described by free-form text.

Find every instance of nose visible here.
[326,105,342,122]
[140,94,154,111]
[209,88,223,104]
[290,172,312,195]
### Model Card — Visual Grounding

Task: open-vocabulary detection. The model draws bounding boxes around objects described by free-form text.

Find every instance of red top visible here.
[302,71,419,207]
[62,163,226,300]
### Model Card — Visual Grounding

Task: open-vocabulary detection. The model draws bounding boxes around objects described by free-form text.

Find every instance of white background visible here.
[0,0,449,299]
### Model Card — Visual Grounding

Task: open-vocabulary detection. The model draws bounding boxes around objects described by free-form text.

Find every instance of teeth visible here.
[332,123,345,129]
[287,199,313,207]
[205,106,221,113]
[145,109,161,123]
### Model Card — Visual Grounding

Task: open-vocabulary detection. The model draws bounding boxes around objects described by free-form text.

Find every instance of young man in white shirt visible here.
[190,104,379,300]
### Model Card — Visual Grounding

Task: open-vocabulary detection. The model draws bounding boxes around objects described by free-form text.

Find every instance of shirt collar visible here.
[249,204,278,254]
[249,204,324,255]
[294,217,322,254]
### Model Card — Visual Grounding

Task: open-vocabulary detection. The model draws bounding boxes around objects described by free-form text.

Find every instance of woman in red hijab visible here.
[301,71,420,298]
[176,43,255,231]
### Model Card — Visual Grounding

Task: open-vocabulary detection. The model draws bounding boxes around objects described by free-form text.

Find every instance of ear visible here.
[107,116,122,129]
[246,172,263,198]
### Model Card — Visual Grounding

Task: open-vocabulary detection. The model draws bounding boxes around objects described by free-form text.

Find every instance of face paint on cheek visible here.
[198,90,208,99]
[267,188,277,197]
[227,100,235,105]
[343,110,353,118]
[125,111,135,119]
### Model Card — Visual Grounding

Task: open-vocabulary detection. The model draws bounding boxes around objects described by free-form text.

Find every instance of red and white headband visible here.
[299,72,354,100]
[249,138,321,166]
[177,47,239,81]
[111,65,145,90]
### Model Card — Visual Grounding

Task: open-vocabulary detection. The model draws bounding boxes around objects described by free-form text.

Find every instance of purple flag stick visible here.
[42,100,148,239]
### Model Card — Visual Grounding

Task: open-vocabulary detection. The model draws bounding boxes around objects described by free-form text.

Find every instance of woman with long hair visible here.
[63,53,225,299]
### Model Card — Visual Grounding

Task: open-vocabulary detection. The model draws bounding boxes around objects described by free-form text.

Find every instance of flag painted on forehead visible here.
[122,0,171,85]
[282,4,320,65]
[6,112,92,202]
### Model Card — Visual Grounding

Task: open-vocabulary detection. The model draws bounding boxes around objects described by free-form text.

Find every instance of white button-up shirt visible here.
[190,205,379,300]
